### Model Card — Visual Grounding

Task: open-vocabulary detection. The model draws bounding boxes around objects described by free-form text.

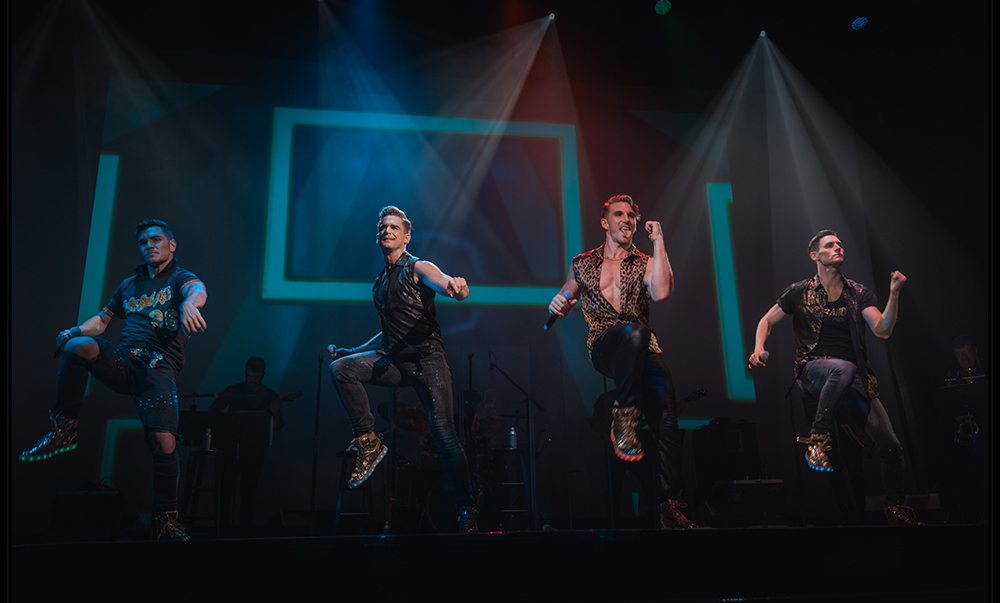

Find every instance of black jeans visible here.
[330,347,473,507]
[55,338,181,514]
[798,358,905,506]
[590,323,683,501]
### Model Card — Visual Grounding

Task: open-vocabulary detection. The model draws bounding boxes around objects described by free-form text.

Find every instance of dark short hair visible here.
[378,206,412,234]
[951,335,975,350]
[135,219,174,242]
[602,195,641,222]
[807,229,838,255]
[246,357,266,373]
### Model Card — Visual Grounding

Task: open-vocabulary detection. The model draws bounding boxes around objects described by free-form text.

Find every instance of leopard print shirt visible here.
[571,243,660,353]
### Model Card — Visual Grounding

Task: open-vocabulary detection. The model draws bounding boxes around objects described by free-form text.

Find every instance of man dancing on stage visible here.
[20,219,208,540]
[748,229,920,525]
[548,194,696,529]
[327,206,478,532]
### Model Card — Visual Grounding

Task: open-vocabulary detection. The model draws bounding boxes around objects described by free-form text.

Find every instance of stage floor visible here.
[11,525,989,602]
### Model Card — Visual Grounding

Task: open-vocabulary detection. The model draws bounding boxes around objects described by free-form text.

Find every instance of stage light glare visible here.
[760,30,766,37]
[549,13,555,20]
[654,0,672,15]
[851,17,868,30]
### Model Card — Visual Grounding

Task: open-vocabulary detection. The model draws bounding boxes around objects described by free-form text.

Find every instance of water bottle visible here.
[203,428,212,451]
[508,427,517,450]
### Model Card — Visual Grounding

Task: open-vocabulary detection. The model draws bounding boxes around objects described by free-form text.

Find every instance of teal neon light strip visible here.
[261,280,555,305]
[100,418,143,479]
[706,183,755,401]
[263,108,581,304]
[679,417,712,430]
[80,154,120,324]
[81,154,122,397]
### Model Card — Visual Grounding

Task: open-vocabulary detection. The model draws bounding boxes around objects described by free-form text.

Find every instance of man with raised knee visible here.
[749,229,919,525]
[326,205,478,532]
[20,219,208,540]
[548,194,696,529]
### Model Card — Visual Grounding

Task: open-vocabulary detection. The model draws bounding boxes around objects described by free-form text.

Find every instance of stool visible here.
[604,376,616,529]
[333,450,375,533]
[180,449,228,538]
[498,450,530,530]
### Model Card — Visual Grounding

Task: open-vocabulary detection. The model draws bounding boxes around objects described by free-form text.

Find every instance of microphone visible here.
[544,291,572,331]
[759,351,770,363]
[54,327,82,358]
[489,353,496,380]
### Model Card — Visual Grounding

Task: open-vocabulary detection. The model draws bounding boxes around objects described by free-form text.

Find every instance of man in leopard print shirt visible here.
[548,195,695,528]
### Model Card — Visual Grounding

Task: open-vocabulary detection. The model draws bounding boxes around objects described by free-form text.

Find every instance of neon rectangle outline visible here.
[262,108,581,305]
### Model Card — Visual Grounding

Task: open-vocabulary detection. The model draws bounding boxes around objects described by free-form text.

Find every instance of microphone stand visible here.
[383,388,395,534]
[489,353,546,530]
[310,355,323,536]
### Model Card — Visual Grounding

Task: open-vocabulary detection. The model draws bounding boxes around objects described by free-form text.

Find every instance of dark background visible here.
[10,0,990,536]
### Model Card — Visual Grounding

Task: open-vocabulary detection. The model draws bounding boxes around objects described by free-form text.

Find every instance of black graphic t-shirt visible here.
[102,258,202,372]
[810,295,856,363]
[776,275,880,400]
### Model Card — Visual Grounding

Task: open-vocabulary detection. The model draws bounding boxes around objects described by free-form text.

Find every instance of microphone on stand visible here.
[544,291,572,331]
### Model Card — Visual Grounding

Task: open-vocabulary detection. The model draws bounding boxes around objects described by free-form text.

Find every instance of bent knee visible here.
[329,359,352,382]
[623,324,651,350]
[149,431,178,455]
[831,360,857,380]
[63,338,100,361]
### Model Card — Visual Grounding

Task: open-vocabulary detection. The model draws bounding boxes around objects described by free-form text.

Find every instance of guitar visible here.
[279,391,304,404]
[677,387,707,416]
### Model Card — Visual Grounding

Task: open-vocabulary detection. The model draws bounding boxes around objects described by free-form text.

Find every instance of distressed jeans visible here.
[799,357,905,505]
[55,338,180,513]
[330,347,473,507]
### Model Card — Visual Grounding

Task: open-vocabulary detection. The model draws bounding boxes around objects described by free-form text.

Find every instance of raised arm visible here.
[863,271,906,339]
[749,304,788,367]
[642,221,674,302]
[180,280,208,334]
[414,260,469,300]
[328,332,383,359]
[548,269,581,317]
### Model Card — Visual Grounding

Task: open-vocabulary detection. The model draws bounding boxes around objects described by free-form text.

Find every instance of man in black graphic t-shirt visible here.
[748,229,921,525]
[20,219,208,540]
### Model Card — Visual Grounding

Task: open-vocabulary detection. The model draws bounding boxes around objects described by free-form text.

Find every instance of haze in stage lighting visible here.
[654,0,672,15]
[852,17,869,30]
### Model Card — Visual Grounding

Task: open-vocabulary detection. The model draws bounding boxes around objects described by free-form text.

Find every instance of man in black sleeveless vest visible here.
[749,229,920,525]
[327,206,478,532]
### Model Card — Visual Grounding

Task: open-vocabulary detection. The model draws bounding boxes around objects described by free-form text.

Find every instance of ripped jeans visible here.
[330,347,473,507]
[799,357,905,505]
